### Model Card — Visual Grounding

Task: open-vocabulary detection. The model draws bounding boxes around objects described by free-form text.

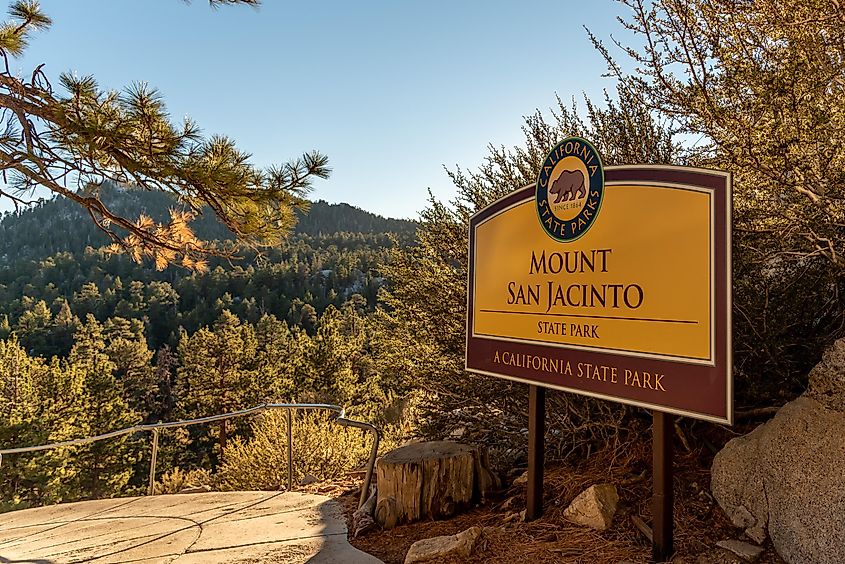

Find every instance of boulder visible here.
[500,495,518,511]
[806,336,845,411]
[711,338,845,564]
[404,526,483,564]
[562,483,619,531]
[352,490,378,538]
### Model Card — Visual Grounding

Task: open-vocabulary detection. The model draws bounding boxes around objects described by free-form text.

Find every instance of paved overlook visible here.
[0,491,383,563]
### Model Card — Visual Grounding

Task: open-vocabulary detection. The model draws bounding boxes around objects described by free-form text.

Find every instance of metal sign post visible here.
[525,385,546,520]
[652,410,674,562]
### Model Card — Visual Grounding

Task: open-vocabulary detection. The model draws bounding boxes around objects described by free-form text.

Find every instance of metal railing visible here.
[0,403,379,509]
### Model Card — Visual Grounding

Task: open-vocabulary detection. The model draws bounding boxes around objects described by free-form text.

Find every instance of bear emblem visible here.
[549,169,586,203]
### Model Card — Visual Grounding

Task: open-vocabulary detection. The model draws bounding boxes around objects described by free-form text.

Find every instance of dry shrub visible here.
[215,410,391,491]
[153,467,213,495]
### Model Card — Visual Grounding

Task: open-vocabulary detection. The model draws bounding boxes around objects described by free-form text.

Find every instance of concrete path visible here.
[0,491,383,563]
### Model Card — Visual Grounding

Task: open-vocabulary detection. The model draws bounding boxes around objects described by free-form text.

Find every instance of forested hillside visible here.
[0,188,416,510]
[0,185,415,353]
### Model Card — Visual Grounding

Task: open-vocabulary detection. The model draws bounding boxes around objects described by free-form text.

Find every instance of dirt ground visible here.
[330,437,787,564]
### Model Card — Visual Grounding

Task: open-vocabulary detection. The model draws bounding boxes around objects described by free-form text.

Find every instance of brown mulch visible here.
[333,434,787,564]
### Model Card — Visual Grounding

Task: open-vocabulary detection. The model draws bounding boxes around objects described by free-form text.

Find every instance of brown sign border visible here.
[466,165,732,424]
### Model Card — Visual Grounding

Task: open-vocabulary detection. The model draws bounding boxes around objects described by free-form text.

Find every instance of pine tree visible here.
[66,316,139,500]
[146,281,179,347]
[0,0,328,271]
[0,338,47,508]
[14,299,52,355]
[177,311,258,461]
[47,297,79,358]
[102,317,156,420]
[606,0,845,396]
[0,338,86,507]
[299,306,359,408]
[254,314,296,401]
[73,282,102,319]
[0,315,11,339]
[152,345,178,423]
[0,337,39,422]
[299,303,319,335]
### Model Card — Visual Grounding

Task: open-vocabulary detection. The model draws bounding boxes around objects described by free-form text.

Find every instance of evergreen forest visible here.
[0,185,417,509]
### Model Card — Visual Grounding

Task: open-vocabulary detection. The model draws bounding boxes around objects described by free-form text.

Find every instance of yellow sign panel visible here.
[467,161,731,424]
[471,183,713,364]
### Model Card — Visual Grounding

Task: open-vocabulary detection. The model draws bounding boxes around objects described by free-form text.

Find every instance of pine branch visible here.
[0,0,328,271]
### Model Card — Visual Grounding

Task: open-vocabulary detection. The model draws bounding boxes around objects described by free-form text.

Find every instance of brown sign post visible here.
[466,138,731,562]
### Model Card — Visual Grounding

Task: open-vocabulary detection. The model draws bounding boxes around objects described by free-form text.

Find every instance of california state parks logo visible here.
[535,137,604,242]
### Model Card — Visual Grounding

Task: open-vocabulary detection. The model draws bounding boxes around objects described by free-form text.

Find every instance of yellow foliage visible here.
[153,467,213,495]
[215,411,396,492]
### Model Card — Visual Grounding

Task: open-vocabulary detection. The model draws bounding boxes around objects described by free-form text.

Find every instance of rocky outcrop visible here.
[711,338,845,564]
[562,483,619,531]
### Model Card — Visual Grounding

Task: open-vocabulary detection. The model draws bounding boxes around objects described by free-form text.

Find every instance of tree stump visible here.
[375,441,498,529]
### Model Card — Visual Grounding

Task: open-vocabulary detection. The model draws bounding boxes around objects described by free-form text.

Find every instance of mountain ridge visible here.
[0,185,417,264]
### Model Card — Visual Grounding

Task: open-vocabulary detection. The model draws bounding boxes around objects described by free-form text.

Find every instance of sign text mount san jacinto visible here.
[466,137,732,424]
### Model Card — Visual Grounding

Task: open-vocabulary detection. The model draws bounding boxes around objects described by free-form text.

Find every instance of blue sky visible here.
[7,0,628,219]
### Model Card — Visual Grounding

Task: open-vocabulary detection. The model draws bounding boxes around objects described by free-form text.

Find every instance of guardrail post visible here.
[148,428,160,496]
[287,408,293,492]
[360,426,379,508]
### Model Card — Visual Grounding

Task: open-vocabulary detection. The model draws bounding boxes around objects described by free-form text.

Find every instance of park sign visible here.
[466,137,732,424]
